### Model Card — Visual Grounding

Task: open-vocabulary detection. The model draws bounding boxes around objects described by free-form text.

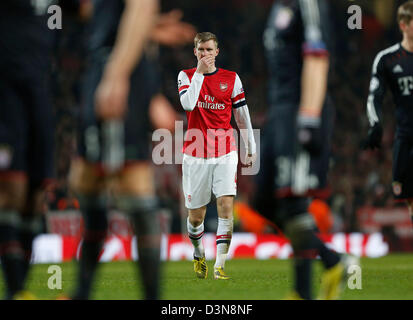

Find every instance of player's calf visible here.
[214,196,234,277]
[119,195,161,299]
[19,188,49,285]
[283,206,340,299]
[115,162,162,299]
[68,159,109,300]
[0,175,28,298]
[114,161,156,196]
[72,193,108,300]
[68,158,105,195]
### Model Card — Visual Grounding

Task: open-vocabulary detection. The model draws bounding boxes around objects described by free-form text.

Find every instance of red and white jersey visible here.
[177,68,247,158]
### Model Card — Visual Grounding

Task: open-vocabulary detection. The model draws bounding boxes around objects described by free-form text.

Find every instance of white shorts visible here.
[182,151,238,209]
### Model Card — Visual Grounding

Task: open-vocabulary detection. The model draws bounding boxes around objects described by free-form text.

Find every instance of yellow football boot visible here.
[318,255,360,300]
[213,266,230,280]
[193,256,208,279]
[13,290,37,300]
[283,291,305,300]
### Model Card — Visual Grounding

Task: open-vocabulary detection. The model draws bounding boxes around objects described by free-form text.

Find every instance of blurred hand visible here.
[242,153,257,168]
[95,73,130,120]
[149,93,179,131]
[196,56,215,74]
[151,9,197,47]
[363,123,383,150]
[297,114,322,155]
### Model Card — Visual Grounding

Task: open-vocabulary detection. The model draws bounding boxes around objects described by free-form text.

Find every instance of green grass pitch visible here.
[1,254,413,300]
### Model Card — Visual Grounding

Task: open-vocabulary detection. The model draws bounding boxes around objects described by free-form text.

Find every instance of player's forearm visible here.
[299,55,329,117]
[366,74,385,127]
[367,93,382,126]
[179,72,204,111]
[233,105,256,154]
[104,0,159,79]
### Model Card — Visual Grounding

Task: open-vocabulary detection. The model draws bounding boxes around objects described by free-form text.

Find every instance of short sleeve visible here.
[231,74,247,109]
[299,0,331,56]
[177,71,190,97]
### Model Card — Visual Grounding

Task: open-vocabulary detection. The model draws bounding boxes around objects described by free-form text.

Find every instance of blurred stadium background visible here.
[35,0,413,264]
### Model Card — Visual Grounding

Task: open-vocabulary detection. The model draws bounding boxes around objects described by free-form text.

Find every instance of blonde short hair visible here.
[194,32,218,49]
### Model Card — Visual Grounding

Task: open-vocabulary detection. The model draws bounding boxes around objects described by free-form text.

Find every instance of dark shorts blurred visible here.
[0,66,55,188]
[253,99,334,220]
[392,137,413,200]
[78,48,160,164]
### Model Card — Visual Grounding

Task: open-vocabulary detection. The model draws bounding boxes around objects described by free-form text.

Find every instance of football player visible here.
[177,32,257,280]
[255,0,358,300]
[0,0,58,300]
[68,0,162,300]
[365,1,413,224]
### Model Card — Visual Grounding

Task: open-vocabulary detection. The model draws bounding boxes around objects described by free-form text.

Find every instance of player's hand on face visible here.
[196,56,215,74]
[95,73,130,120]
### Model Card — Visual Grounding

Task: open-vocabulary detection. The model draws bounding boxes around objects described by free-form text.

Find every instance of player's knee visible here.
[274,197,310,228]
[133,211,161,248]
[117,195,160,239]
[116,162,155,196]
[188,207,206,227]
[188,214,203,227]
[78,194,108,235]
[283,211,316,250]
[0,178,28,212]
[24,189,47,216]
[68,158,103,195]
[280,197,310,216]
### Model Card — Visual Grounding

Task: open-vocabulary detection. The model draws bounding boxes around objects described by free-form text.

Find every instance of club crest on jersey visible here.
[219,82,228,92]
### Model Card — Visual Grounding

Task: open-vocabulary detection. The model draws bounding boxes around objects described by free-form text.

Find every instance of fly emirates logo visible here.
[197,95,225,110]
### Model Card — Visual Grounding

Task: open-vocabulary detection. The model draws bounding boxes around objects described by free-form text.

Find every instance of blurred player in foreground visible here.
[177,32,257,280]
[68,0,162,300]
[68,0,196,300]
[0,0,57,300]
[365,0,413,225]
[255,0,358,299]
